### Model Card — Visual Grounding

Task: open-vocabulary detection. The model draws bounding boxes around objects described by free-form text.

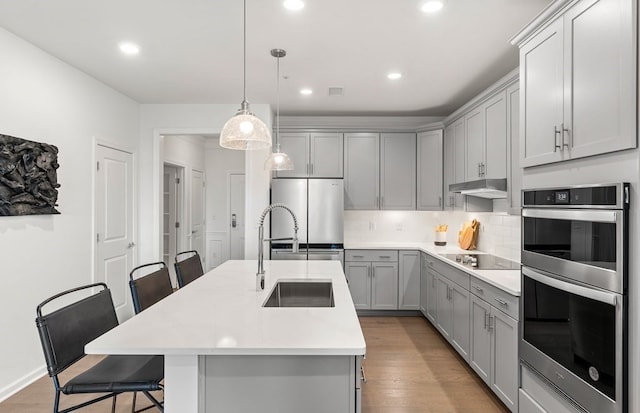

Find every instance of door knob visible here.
[231,213,237,228]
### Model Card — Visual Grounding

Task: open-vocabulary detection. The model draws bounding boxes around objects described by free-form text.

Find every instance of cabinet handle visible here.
[428,261,434,267]
[376,196,380,208]
[379,255,391,259]
[495,298,508,307]
[310,163,314,175]
[448,286,452,300]
[306,163,310,174]
[481,163,485,177]
[484,311,489,330]
[450,195,454,209]
[381,196,384,208]
[477,163,481,177]
[488,315,495,331]
[554,126,562,152]
[432,277,436,288]
[438,196,442,207]
[353,255,364,258]
[473,285,483,293]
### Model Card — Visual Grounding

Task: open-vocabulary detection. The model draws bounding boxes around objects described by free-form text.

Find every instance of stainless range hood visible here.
[449,178,507,199]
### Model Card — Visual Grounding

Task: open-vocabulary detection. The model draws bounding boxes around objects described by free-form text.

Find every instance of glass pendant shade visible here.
[265,146,294,170]
[220,101,272,150]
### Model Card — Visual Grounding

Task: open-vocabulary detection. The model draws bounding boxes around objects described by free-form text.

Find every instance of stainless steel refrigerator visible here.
[270,179,344,267]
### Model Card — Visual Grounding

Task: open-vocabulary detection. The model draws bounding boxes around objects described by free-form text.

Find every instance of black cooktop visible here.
[439,253,520,271]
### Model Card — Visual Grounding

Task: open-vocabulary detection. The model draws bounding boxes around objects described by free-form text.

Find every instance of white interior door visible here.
[229,173,245,260]
[163,164,182,286]
[95,144,134,321]
[191,169,205,266]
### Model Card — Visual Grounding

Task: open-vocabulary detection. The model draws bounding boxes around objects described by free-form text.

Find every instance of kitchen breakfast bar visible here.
[85,260,366,413]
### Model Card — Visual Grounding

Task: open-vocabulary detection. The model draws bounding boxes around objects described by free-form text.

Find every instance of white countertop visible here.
[86,260,366,356]
[345,241,521,296]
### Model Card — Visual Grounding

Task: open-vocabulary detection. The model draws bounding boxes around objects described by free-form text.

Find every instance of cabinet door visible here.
[563,0,636,160]
[452,119,465,210]
[483,90,507,179]
[399,251,420,310]
[345,262,371,310]
[469,295,491,385]
[520,18,564,167]
[417,130,443,211]
[426,269,438,324]
[435,276,452,340]
[465,107,484,181]
[450,285,470,361]
[443,125,455,210]
[491,309,518,411]
[380,133,416,210]
[420,254,428,316]
[506,84,522,215]
[310,133,343,178]
[344,133,380,210]
[371,262,398,310]
[275,133,309,178]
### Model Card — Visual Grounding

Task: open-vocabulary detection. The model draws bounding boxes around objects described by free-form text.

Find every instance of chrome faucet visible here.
[256,203,299,291]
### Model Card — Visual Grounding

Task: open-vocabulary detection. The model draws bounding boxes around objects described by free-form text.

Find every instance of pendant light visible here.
[265,49,294,170]
[219,0,272,150]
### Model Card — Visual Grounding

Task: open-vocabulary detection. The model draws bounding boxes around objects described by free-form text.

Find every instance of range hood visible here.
[449,178,507,199]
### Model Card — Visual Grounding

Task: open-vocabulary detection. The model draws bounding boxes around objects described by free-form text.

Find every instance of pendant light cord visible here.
[243,0,247,102]
[276,54,280,151]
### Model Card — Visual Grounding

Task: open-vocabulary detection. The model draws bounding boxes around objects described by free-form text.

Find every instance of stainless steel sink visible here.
[263,280,334,307]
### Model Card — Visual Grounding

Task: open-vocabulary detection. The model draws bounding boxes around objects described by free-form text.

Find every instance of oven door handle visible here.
[522,267,618,305]
[522,208,619,223]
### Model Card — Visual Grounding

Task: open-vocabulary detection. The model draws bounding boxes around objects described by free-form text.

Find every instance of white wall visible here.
[138,104,272,265]
[0,28,140,401]
[204,139,245,267]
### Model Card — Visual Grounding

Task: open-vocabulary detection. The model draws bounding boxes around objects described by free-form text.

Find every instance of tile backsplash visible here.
[344,210,521,262]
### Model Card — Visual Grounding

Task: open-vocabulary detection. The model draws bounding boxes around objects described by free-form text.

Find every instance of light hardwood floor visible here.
[1,316,507,412]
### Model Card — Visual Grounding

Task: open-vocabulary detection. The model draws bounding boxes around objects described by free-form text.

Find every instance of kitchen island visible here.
[86,260,366,413]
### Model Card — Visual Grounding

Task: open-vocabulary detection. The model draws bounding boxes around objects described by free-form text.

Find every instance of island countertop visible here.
[86,260,366,357]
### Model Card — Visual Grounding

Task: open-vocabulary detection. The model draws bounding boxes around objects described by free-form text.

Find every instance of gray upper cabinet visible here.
[310,133,343,177]
[466,91,507,180]
[506,84,521,215]
[276,132,343,178]
[518,0,636,167]
[465,107,484,181]
[275,133,310,178]
[417,130,443,211]
[345,132,416,210]
[380,133,416,210]
[344,133,380,210]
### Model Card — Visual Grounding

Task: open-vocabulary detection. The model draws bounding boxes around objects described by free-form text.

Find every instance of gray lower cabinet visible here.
[431,264,470,362]
[345,250,398,310]
[469,294,518,412]
[399,250,420,310]
[419,253,428,316]
[345,261,372,310]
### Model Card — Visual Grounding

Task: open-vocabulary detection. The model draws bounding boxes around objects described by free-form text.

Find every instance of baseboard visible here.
[0,365,47,403]
[356,310,422,317]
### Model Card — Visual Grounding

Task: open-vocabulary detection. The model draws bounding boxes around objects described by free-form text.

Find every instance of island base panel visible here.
[204,355,359,413]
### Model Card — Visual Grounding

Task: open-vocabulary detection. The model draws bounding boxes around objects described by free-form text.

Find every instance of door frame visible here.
[92,138,137,283]
[152,128,216,261]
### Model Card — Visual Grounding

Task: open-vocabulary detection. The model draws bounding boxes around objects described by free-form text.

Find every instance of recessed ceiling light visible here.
[421,0,444,13]
[284,0,304,11]
[300,88,313,95]
[119,42,140,55]
[387,72,403,80]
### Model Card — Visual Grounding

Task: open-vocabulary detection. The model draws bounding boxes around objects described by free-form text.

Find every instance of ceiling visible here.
[0,0,551,116]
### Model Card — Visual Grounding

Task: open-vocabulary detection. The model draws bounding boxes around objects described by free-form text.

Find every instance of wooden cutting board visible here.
[459,219,479,250]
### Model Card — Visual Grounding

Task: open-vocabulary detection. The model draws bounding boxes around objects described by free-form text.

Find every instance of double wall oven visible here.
[521,183,629,413]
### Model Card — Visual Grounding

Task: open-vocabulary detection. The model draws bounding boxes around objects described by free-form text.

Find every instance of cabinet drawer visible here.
[346,250,398,262]
[427,257,470,290]
[470,277,519,320]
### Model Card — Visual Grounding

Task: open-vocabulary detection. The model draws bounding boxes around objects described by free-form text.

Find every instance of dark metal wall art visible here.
[0,133,60,216]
